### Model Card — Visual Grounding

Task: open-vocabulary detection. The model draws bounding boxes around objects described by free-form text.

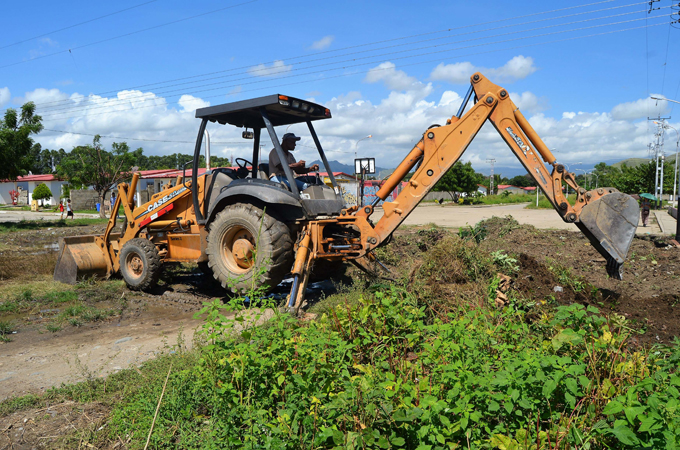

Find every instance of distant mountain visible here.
[310,159,392,178]
[613,154,678,169]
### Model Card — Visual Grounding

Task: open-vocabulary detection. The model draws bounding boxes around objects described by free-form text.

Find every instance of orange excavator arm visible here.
[355,72,638,278]
[287,72,639,310]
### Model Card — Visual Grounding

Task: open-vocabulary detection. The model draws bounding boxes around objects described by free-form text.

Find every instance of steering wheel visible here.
[234,158,252,170]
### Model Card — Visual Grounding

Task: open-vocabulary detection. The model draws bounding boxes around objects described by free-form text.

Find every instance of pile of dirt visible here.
[376,217,680,345]
[477,216,680,344]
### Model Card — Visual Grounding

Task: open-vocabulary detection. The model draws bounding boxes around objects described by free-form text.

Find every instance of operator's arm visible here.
[290,161,319,174]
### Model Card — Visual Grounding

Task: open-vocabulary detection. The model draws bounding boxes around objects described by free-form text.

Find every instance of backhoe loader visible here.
[54,72,639,310]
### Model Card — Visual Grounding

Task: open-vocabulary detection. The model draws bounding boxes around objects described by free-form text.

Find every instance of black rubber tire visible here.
[119,238,162,291]
[206,203,293,294]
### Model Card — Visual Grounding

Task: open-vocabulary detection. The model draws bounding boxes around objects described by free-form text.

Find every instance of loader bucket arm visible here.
[361,72,638,278]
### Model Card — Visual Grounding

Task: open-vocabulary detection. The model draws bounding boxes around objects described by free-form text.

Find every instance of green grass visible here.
[0,350,196,419]
[0,320,15,342]
[525,194,578,209]
[0,218,108,233]
[478,193,534,205]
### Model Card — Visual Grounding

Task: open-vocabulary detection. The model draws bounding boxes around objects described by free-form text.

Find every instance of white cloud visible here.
[610,95,669,120]
[20,62,674,178]
[310,35,334,50]
[365,62,431,94]
[0,87,9,107]
[430,55,537,84]
[247,60,292,78]
[178,94,210,112]
[21,88,70,105]
[509,91,548,114]
[40,37,58,47]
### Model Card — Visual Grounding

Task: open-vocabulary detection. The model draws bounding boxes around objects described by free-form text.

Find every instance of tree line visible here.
[1,101,230,181]
[433,159,677,198]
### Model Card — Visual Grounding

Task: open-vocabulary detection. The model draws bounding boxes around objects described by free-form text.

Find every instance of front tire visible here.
[206,203,293,294]
[119,238,162,291]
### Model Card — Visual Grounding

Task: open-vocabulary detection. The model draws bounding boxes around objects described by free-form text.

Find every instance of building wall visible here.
[70,190,100,211]
[499,186,527,195]
[0,181,28,204]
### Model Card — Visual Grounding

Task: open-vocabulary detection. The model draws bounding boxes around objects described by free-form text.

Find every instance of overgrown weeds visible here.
[104,285,680,449]
[0,320,14,342]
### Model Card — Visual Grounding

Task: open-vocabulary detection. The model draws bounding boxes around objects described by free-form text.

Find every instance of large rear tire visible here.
[206,203,293,294]
[119,238,162,291]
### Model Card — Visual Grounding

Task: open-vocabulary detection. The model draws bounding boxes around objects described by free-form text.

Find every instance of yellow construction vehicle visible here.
[54,72,639,308]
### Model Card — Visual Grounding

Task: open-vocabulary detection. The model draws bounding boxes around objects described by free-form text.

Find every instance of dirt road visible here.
[0,304,203,401]
[372,203,667,235]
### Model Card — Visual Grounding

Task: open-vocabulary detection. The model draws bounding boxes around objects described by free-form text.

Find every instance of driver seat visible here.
[258,163,270,180]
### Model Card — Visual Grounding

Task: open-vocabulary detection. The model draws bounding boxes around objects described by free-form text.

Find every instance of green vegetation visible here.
[31,182,53,205]
[478,193,532,205]
[0,218,107,233]
[0,320,14,342]
[0,101,43,180]
[526,194,578,209]
[97,288,680,449]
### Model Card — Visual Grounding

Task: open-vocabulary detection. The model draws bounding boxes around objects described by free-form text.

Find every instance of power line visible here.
[11,0,649,113]
[38,20,669,125]
[42,128,249,145]
[36,13,671,121]
[34,4,659,117]
[0,0,258,70]
[0,0,159,51]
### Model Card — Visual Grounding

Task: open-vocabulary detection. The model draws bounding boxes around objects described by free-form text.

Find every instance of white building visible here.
[0,174,67,206]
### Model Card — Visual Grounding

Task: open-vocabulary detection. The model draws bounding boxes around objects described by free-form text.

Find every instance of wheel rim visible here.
[125,252,144,280]
[220,225,256,274]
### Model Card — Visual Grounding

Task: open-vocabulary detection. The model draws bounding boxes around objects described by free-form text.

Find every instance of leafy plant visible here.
[492,250,519,273]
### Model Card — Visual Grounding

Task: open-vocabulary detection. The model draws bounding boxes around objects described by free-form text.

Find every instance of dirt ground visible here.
[476,219,680,345]
[0,214,678,448]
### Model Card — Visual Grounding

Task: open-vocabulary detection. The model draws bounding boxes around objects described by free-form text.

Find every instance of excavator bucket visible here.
[575,191,639,280]
[53,235,113,284]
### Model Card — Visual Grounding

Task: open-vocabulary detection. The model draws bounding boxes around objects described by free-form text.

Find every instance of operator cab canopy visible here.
[195,94,331,128]
[192,94,344,220]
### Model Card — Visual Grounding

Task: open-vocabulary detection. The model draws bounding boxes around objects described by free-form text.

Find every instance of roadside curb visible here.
[655,211,666,234]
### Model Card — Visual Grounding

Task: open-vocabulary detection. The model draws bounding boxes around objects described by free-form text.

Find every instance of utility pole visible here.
[486,158,496,195]
[649,117,671,208]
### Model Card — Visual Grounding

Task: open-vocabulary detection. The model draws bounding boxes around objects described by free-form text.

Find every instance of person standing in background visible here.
[59,200,65,219]
[640,197,651,227]
[66,199,74,219]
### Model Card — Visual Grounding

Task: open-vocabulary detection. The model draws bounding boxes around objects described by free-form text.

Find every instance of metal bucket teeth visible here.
[575,191,639,280]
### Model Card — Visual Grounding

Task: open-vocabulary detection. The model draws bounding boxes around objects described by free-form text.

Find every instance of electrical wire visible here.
[37,14,671,121]
[11,0,650,113]
[37,21,669,127]
[0,0,258,70]
[34,3,661,116]
[0,0,159,51]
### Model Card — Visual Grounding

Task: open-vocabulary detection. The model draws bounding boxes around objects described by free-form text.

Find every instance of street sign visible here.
[354,158,375,175]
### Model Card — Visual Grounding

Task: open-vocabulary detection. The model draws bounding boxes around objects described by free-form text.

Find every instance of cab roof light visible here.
[278,95,288,100]
[325,109,331,117]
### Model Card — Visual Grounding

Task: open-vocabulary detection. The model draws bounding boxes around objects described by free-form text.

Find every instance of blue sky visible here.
[1,0,678,177]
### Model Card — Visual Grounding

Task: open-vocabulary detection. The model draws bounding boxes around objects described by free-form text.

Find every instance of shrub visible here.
[32,183,52,206]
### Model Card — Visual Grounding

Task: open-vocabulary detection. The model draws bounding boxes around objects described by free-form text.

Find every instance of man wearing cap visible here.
[268,133,319,191]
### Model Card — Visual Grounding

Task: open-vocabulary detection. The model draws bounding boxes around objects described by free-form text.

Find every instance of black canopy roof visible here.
[195,94,331,128]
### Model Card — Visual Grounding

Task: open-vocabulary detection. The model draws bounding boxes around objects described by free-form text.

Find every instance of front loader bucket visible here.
[53,235,111,284]
[575,191,639,280]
